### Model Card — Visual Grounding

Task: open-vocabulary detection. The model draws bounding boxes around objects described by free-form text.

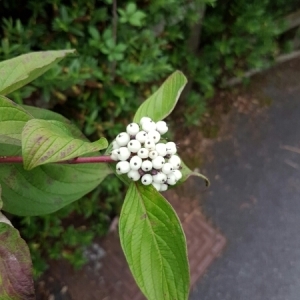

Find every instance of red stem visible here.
[0,155,115,164]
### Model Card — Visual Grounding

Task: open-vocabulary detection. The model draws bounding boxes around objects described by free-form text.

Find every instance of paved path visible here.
[191,59,300,300]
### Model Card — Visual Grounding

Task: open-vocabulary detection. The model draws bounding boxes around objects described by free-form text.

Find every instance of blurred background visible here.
[1,0,300,299]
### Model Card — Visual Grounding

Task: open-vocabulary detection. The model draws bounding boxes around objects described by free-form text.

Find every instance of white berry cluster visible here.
[110,117,182,191]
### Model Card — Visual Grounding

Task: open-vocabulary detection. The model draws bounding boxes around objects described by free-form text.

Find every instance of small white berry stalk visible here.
[110,117,182,192]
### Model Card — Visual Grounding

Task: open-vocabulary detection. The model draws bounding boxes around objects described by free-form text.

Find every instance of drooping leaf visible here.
[119,182,190,300]
[133,71,187,123]
[0,95,33,146]
[0,144,111,216]
[179,159,210,187]
[0,222,35,300]
[0,50,75,95]
[22,119,108,170]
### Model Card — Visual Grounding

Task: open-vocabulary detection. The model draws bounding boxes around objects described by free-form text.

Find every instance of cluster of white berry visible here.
[110,117,182,191]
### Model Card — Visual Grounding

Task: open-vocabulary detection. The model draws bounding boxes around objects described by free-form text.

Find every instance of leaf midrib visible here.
[135,183,176,299]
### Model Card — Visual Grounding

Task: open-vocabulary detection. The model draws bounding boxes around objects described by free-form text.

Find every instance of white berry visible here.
[160,183,168,191]
[116,132,130,146]
[144,138,156,150]
[126,123,140,135]
[127,170,141,181]
[167,173,177,185]
[173,170,183,181]
[129,156,142,170]
[110,149,119,161]
[162,162,174,174]
[166,142,177,155]
[117,147,131,161]
[141,160,153,172]
[148,150,158,160]
[153,172,167,184]
[152,182,161,191]
[140,117,152,125]
[127,140,141,153]
[137,148,149,159]
[155,143,167,157]
[141,174,153,185]
[168,155,181,169]
[116,161,130,174]
[152,156,165,169]
[136,131,148,143]
[142,120,156,132]
[156,121,168,135]
[147,130,161,144]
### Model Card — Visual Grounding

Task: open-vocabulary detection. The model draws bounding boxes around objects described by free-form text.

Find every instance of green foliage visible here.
[118,2,146,27]
[22,119,107,170]
[0,49,206,298]
[133,71,187,123]
[0,95,33,146]
[0,140,111,217]
[1,0,298,283]
[0,50,75,95]
[0,185,2,209]
[120,183,189,300]
[19,175,123,278]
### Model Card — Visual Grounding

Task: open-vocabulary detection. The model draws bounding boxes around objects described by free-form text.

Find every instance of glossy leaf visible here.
[0,50,75,95]
[0,143,111,216]
[22,119,108,170]
[133,71,187,123]
[119,182,190,300]
[0,95,33,146]
[0,222,35,300]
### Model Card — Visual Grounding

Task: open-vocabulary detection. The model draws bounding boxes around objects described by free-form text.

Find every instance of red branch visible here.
[0,156,115,164]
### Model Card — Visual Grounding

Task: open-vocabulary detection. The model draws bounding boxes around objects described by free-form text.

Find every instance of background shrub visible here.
[1,0,299,276]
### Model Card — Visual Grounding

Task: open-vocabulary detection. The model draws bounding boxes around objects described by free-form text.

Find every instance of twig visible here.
[0,155,115,164]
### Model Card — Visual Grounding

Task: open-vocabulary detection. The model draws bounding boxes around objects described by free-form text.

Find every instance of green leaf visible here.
[22,105,86,139]
[0,50,76,95]
[133,71,187,123]
[0,222,35,300]
[127,2,137,14]
[22,119,108,170]
[119,183,190,300]
[0,95,33,146]
[0,143,111,216]
[179,160,210,187]
[0,105,111,216]
[129,11,146,27]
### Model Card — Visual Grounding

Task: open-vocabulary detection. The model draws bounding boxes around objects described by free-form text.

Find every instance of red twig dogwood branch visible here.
[0,156,115,164]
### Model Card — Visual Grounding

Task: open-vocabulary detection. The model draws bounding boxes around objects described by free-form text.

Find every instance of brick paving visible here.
[36,187,226,300]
